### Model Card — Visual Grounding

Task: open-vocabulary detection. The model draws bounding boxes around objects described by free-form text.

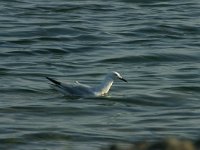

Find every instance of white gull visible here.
[46,71,127,97]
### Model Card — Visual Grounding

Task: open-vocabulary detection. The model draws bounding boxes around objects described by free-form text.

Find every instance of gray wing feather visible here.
[47,77,94,96]
[61,83,93,96]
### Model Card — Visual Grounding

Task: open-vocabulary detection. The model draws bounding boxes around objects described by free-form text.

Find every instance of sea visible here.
[0,0,200,150]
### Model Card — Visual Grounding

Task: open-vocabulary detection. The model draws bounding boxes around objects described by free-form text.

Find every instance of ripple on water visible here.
[0,0,200,150]
[99,53,199,64]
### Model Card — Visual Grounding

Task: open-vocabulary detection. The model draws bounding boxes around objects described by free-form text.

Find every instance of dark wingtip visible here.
[46,77,61,85]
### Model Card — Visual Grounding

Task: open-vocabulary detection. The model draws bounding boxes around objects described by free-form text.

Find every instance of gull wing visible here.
[46,77,94,96]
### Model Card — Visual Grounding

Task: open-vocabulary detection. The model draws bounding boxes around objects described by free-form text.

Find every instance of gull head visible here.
[108,71,127,82]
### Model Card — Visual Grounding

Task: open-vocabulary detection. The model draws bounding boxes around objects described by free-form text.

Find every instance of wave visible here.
[99,53,199,64]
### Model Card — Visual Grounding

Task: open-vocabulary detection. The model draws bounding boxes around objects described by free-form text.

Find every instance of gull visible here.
[46,71,127,97]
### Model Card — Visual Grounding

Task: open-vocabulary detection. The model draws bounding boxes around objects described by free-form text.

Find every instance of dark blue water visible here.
[0,0,200,150]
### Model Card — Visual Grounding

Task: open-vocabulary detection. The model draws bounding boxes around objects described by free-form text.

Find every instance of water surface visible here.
[0,0,200,150]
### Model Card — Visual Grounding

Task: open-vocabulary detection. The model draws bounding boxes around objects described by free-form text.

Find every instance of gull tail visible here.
[46,77,61,85]
[46,77,71,95]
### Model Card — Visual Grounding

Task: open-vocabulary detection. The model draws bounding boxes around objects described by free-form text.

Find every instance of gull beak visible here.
[119,77,128,82]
